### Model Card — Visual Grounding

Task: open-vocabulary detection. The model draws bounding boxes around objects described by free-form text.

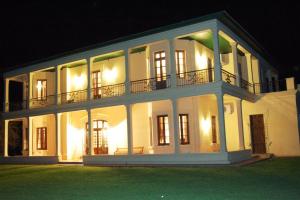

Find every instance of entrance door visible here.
[8,121,23,156]
[250,114,266,154]
[9,80,24,111]
[154,51,167,89]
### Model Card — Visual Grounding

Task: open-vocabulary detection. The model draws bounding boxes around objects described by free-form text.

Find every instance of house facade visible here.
[1,12,300,165]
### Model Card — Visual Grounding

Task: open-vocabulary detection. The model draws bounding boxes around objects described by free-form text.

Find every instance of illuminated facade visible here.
[1,12,300,165]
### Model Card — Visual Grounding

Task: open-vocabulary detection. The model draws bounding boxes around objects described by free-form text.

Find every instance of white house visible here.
[1,11,300,165]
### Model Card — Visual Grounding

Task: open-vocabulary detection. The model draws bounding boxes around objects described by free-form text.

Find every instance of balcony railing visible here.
[222,69,236,85]
[59,89,88,104]
[240,78,254,93]
[177,68,214,87]
[5,100,28,112]
[254,79,287,94]
[91,83,125,99]
[30,95,56,108]
[131,75,171,94]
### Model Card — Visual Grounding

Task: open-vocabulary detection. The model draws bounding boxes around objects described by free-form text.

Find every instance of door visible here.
[9,80,24,111]
[8,121,23,156]
[207,58,213,82]
[92,71,102,98]
[250,114,266,154]
[154,51,167,89]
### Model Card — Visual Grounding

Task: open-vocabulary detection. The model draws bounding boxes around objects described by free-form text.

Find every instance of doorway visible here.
[9,80,24,111]
[154,51,167,89]
[250,114,266,154]
[8,121,23,156]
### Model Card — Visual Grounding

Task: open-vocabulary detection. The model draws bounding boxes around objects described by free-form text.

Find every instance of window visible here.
[37,127,47,150]
[179,114,189,144]
[175,50,186,78]
[157,115,169,145]
[92,120,108,154]
[36,80,47,100]
[92,71,102,98]
[211,116,217,144]
[154,51,167,81]
[207,58,213,82]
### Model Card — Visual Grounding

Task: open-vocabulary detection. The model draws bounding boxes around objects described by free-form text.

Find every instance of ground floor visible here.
[2,91,300,165]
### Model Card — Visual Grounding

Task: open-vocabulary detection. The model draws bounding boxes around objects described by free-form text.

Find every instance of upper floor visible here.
[2,12,280,114]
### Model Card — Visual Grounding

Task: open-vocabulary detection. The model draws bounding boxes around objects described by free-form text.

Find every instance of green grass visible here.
[0,157,300,200]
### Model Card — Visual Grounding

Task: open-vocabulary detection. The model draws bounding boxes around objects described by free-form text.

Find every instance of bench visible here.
[114,147,144,155]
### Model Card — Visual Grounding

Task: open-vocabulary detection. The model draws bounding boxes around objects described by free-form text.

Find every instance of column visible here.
[169,38,177,88]
[27,73,30,109]
[124,49,130,94]
[87,58,91,100]
[217,93,227,152]
[55,113,61,157]
[87,109,93,155]
[245,53,255,93]
[28,117,33,156]
[4,120,8,156]
[230,42,240,87]
[213,27,222,82]
[236,99,245,150]
[55,66,59,105]
[3,78,7,112]
[171,99,180,154]
[126,104,133,155]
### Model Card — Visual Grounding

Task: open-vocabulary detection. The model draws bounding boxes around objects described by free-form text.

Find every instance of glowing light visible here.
[195,52,207,70]
[67,124,84,161]
[103,68,118,84]
[106,120,127,155]
[73,74,86,90]
[36,81,42,90]
[201,117,211,135]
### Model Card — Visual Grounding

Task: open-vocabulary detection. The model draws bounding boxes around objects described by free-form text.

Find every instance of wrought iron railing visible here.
[131,75,171,94]
[59,89,88,104]
[5,100,28,112]
[176,68,214,87]
[240,78,254,93]
[253,79,287,94]
[91,83,125,99]
[30,95,56,108]
[222,69,236,85]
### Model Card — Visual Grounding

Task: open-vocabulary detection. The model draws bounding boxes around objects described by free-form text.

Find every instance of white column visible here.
[55,113,61,157]
[87,58,91,100]
[28,117,33,156]
[169,38,177,88]
[124,49,130,94]
[3,78,6,112]
[55,66,59,105]
[236,99,245,150]
[213,27,222,82]
[27,73,30,109]
[171,99,180,154]
[87,109,93,155]
[230,42,240,87]
[245,53,254,84]
[217,93,227,152]
[126,104,133,155]
[4,120,8,156]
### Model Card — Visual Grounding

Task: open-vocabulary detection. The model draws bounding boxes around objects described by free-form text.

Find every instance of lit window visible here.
[157,115,169,145]
[92,71,102,98]
[92,120,108,154]
[36,80,47,100]
[154,51,167,82]
[179,114,189,144]
[37,127,47,150]
[175,50,186,78]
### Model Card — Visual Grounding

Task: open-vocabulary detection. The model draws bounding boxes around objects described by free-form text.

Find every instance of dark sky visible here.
[1,1,300,79]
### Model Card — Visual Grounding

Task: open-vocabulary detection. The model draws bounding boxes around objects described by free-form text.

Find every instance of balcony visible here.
[177,68,214,87]
[5,100,28,112]
[131,75,171,94]
[30,95,56,108]
[91,83,125,99]
[59,89,88,104]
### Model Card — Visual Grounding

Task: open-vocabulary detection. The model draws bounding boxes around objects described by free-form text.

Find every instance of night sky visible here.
[1,1,300,80]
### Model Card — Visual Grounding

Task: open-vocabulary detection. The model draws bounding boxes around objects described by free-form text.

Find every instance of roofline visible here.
[3,11,278,74]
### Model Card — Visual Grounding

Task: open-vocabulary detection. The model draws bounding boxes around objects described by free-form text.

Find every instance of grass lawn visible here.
[0,157,300,200]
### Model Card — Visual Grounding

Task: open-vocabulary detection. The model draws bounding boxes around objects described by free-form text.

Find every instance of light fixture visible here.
[103,67,118,83]
[201,117,211,135]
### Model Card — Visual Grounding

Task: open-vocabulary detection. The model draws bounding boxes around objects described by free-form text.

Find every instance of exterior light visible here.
[103,68,118,83]
[201,117,211,135]
[195,52,207,70]
[73,74,86,90]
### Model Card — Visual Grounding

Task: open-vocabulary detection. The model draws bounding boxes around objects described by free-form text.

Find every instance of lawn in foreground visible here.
[0,157,300,200]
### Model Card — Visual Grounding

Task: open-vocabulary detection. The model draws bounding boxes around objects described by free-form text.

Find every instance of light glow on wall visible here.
[73,74,86,90]
[67,124,85,161]
[106,120,127,155]
[201,117,211,135]
[103,67,118,84]
[195,52,207,70]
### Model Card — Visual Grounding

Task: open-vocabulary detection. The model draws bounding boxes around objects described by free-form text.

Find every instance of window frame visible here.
[175,50,186,78]
[179,114,190,145]
[92,70,102,97]
[36,79,47,100]
[157,115,170,146]
[36,127,47,150]
[154,51,167,82]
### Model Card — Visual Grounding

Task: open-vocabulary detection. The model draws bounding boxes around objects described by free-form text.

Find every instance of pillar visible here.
[55,113,61,157]
[169,38,177,88]
[124,49,130,94]
[87,109,93,155]
[126,104,133,155]
[27,73,30,109]
[230,42,240,87]
[245,53,255,93]
[213,26,222,82]
[217,93,227,152]
[236,99,245,150]
[87,58,91,100]
[55,66,59,105]
[4,120,8,157]
[171,99,180,154]
[28,117,33,156]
